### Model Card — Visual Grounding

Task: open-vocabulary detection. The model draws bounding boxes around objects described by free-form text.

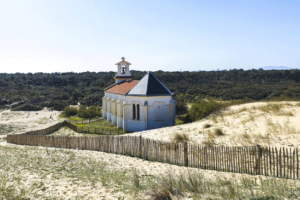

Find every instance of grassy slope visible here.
[1,144,300,199]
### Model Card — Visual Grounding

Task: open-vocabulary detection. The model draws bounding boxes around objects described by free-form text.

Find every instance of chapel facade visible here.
[102,57,176,132]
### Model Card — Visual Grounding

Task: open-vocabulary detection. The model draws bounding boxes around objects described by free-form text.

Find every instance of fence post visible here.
[256,145,262,175]
[85,136,87,150]
[106,135,110,153]
[184,142,188,167]
[139,135,142,158]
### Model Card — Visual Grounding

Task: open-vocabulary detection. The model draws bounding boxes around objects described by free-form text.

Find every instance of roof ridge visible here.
[149,72,172,95]
[126,72,149,95]
[145,71,150,95]
[127,71,172,96]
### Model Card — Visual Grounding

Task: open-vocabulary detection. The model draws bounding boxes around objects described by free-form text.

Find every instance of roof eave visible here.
[125,94,172,96]
[104,83,117,91]
[105,91,126,95]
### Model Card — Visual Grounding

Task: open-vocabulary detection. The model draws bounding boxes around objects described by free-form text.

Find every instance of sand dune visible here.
[1,102,300,199]
[129,101,300,148]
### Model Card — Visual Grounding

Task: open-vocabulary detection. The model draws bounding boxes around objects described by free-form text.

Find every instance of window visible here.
[132,104,136,119]
[137,104,140,120]
[121,66,126,74]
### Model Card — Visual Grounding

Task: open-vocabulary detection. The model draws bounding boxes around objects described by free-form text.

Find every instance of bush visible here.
[175,99,188,114]
[182,114,192,123]
[171,133,189,143]
[214,128,224,136]
[203,123,211,128]
[46,100,69,111]
[188,98,225,121]
[62,106,78,117]
[77,105,102,118]
[11,103,42,111]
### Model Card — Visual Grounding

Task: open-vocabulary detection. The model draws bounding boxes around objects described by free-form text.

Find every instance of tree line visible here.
[1,69,300,110]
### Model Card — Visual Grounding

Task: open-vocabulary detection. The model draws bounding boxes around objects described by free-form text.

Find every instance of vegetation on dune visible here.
[203,123,212,128]
[1,145,300,199]
[174,98,188,114]
[11,103,43,111]
[61,105,102,118]
[183,98,227,122]
[171,133,189,143]
[214,128,224,136]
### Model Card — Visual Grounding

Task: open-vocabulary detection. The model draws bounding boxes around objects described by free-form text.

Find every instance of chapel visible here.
[102,57,176,132]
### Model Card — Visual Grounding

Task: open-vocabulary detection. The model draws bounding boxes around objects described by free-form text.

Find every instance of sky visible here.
[0,0,299,73]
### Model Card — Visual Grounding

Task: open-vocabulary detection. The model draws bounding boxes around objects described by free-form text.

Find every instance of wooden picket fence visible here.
[75,126,124,135]
[23,121,66,135]
[66,118,101,124]
[6,123,300,179]
[65,118,125,135]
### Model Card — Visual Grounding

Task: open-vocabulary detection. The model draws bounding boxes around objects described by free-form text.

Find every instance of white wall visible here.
[102,93,175,132]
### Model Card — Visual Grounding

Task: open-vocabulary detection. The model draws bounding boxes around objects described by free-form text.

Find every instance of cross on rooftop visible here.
[121,57,125,61]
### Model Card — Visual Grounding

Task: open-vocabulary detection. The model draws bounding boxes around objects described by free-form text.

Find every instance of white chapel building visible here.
[102,57,176,132]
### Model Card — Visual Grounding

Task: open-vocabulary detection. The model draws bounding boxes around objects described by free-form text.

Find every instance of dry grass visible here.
[252,103,294,116]
[258,103,283,113]
[201,138,216,146]
[239,130,252,145]
[203,123,211,129]
[210,115,218,124]
[214,128,224,136]
[147,170,300,199]
[201,130,216,146]
[171,133,189,143]
[6,143,300,199]
[265,118,299,136]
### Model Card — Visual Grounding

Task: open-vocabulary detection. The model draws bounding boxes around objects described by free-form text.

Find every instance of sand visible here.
[1,102,300,199]
[128,101,300,148]
[0,108,61,136]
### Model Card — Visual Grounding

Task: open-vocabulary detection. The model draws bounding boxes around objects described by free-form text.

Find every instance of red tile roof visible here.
[105,81,139,95]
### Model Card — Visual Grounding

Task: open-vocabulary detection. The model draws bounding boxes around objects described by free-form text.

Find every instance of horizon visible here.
[1,0,299,73]
[1,66,300,75]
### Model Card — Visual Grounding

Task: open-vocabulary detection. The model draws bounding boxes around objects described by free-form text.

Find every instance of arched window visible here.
[137,104,140,120]
[132,104,136,119]
[121,66,126,74]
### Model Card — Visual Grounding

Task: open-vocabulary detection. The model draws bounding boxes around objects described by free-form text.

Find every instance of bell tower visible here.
[114,57,133,83]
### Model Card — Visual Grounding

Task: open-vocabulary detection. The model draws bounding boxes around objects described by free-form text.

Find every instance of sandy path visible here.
[0,108,61,135]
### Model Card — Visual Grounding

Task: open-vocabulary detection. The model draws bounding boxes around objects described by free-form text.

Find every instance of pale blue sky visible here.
[0,0,299,73]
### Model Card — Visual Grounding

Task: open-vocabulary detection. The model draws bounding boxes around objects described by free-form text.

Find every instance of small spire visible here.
[121,57,125,61]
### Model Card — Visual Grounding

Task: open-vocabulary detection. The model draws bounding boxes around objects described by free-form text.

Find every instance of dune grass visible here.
[1,142,300,199]
[203,123,212,128]
[171,133,189,143]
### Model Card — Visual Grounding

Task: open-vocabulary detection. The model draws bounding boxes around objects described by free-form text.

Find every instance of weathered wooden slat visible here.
[7,123,300,180]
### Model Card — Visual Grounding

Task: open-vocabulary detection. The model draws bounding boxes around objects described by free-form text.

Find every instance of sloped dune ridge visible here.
[131,102,300,148]
[1,103,300,199]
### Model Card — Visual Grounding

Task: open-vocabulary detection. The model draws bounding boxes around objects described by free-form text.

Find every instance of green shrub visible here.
[175,119,184,125]
[188,98,225,121]
[62,106,78,117]
[175,99,188,114]
[182,114,192,123]
[11,103,42,111]
[77,105,102,118]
